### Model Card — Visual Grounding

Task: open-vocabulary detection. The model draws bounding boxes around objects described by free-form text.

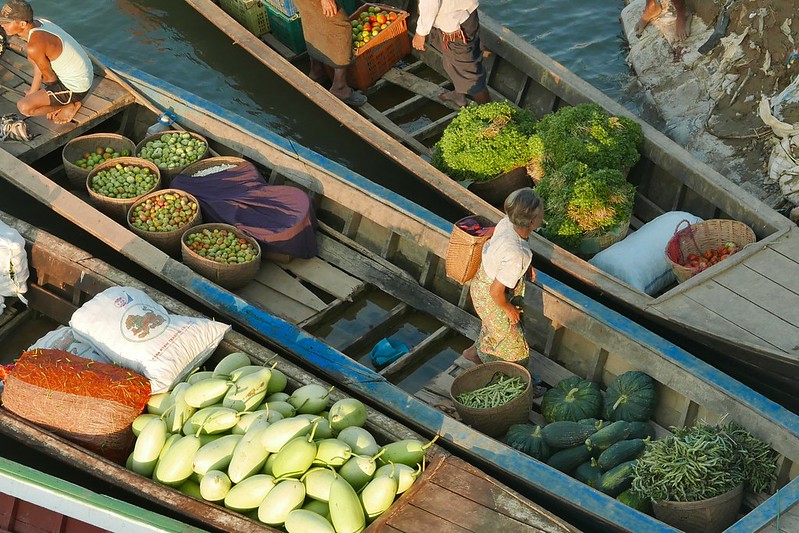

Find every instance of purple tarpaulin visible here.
[172,162,318,258]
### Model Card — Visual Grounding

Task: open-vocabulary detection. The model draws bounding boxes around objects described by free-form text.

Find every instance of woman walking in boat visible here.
[464,188,543,366]
[0,0,93,124]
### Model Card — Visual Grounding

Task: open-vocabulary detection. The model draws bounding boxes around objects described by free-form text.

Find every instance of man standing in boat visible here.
[0,0,93,124]
[412,0,490,108]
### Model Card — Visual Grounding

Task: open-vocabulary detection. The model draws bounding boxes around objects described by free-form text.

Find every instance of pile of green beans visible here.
[455,373,526,409]
[632,423,776,502]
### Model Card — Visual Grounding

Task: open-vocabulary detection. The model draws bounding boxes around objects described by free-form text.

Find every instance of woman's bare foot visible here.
[49,102,81,124]
[635,2,663,35]
[439,90,467,107]
[463,345,482,364]
[675,11,692,41]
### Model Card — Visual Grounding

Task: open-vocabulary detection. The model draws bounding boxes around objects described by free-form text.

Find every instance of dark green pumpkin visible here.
[574,458,603,487]
[603,371,657,422]
[504,424,550,461]
[541,376,602,423]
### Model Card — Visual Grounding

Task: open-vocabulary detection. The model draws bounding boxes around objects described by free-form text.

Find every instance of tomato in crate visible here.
[347,4,410,91]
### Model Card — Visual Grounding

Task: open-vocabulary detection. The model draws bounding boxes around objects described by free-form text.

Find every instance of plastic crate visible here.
[348,4,410,91]
[262,0,298,18]
[220,0,270,36]
[264,4,307,54]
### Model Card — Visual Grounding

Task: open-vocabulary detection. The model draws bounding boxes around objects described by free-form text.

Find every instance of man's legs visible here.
[635,0,691,40]
[17,89,81,124]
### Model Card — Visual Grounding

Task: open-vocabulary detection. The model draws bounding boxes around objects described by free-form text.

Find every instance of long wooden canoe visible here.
[185,0,799,389]
[0,49,796,531]
[0,456,207,533]
[0,212,576,533]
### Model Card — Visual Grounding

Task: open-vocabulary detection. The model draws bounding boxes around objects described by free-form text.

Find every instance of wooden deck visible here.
[0,44,133,164]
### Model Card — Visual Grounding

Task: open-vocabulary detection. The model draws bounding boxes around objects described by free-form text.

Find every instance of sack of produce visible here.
[0,219,29,305]
[69,287,230,393]
[28,325,111,364]
[0,348,151,463]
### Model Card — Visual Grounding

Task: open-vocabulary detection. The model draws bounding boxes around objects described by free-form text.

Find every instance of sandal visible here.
[337,90,367,107]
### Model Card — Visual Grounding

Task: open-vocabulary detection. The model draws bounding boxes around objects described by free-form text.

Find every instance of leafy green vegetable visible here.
[537,161,635,248]
[432,102,538,182]
[537,103,643,173]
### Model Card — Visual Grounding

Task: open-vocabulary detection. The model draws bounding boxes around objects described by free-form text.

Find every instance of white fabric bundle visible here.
[589,211,703,295]
[0,220,29,304]
[70,287,230,393]
[28,326,112,364]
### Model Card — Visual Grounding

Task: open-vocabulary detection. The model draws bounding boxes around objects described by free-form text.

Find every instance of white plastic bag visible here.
[69,287,231,393]
[0,220,28,303]
[28,326,112,364]
[589,211,703,295]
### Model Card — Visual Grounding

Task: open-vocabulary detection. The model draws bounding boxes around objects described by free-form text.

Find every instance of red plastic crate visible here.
[348,4,410,91]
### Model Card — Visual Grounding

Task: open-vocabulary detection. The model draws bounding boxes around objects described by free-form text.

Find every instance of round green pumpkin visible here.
[603,371,656,422]
[540,376,602,423]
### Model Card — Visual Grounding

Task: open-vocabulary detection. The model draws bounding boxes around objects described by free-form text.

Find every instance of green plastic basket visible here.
[220,0,270,36]
[264,3,306,54]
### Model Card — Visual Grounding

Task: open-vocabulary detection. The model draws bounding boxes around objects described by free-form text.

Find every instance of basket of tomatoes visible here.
[665,219,756,283]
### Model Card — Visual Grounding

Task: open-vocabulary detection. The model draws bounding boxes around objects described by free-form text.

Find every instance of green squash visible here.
[617,488,652,515]
[504,424,550,461]
[541,376,602,423]
[603,371,657,422]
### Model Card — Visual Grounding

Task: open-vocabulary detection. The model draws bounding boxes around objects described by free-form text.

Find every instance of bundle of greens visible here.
[536,161,635,249]
[631,422,777,503]
[432,102,538,183]
[536,103,643,173]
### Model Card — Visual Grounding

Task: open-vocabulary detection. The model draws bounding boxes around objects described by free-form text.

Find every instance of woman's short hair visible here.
[504,188,541,228]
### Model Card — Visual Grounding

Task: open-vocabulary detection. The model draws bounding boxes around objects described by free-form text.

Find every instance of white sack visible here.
[0,220,28,303]
[70,287,230,393]
[589,211,703,295]
[28,326,112,364]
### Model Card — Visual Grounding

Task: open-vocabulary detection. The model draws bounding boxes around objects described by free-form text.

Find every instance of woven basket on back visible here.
[62,133,136,190]
[450,361,532,437]
[181,223,261,290]
[652,484,743,533]
[445,216,494,284]
[85,157,161,223]
[135,130,209,185]
[127,188,202,256]
[665,219,756,283]
[180,156,248,177]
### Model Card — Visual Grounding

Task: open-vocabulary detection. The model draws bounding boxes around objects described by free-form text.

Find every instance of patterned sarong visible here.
[469,264,529,365]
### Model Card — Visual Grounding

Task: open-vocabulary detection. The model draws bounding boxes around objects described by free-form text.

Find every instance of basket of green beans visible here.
[450,361,532,437]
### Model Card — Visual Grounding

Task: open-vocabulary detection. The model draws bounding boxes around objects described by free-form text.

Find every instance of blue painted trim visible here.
[91,51,797,532]
[726,475,799,532]
[93,51,453,237]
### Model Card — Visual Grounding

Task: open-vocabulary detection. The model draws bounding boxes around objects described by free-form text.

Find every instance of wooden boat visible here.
[0,211,575,533]
[185,0,799,390]
[0,46,796,531]
[0,455,207,533]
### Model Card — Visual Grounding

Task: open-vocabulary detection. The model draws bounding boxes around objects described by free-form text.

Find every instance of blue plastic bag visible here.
[369,338,409,369]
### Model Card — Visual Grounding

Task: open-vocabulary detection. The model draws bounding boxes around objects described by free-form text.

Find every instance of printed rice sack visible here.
[69,287,230,393]
[0,219,28,303]
[28,326,111,364]
[1,349,150,463]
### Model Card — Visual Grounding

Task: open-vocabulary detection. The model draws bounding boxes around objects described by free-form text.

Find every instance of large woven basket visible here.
[445,216,494,284]
[181,223,261,290]
[450,361,532,437]
[85,157,161,223]
[127,188,203,256]
[181,156,248,177]
[62,133,136,190]
[652,484,743,533]
[665,219,756,283]
[135,130,209,184]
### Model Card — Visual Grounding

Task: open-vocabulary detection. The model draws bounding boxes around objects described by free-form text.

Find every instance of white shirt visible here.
[416,0,479,35]
[481,217,532,289]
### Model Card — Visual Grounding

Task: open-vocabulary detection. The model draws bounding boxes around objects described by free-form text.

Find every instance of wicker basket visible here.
[181,223,261,290]
[180,156,248,177]
[127,188,203,256]
[86,157,161,223]
[135,130,209,185]
[450,361,532,437]
[445,216,494,284]
[652,484,743,533]
[568,217,631,257]
[62,133,136,190]
[665,219,756,283]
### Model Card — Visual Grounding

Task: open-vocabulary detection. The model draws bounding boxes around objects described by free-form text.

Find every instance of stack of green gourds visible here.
[127,352,437,532]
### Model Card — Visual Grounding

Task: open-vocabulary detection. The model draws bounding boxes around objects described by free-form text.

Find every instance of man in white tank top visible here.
[0,0,93,124]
